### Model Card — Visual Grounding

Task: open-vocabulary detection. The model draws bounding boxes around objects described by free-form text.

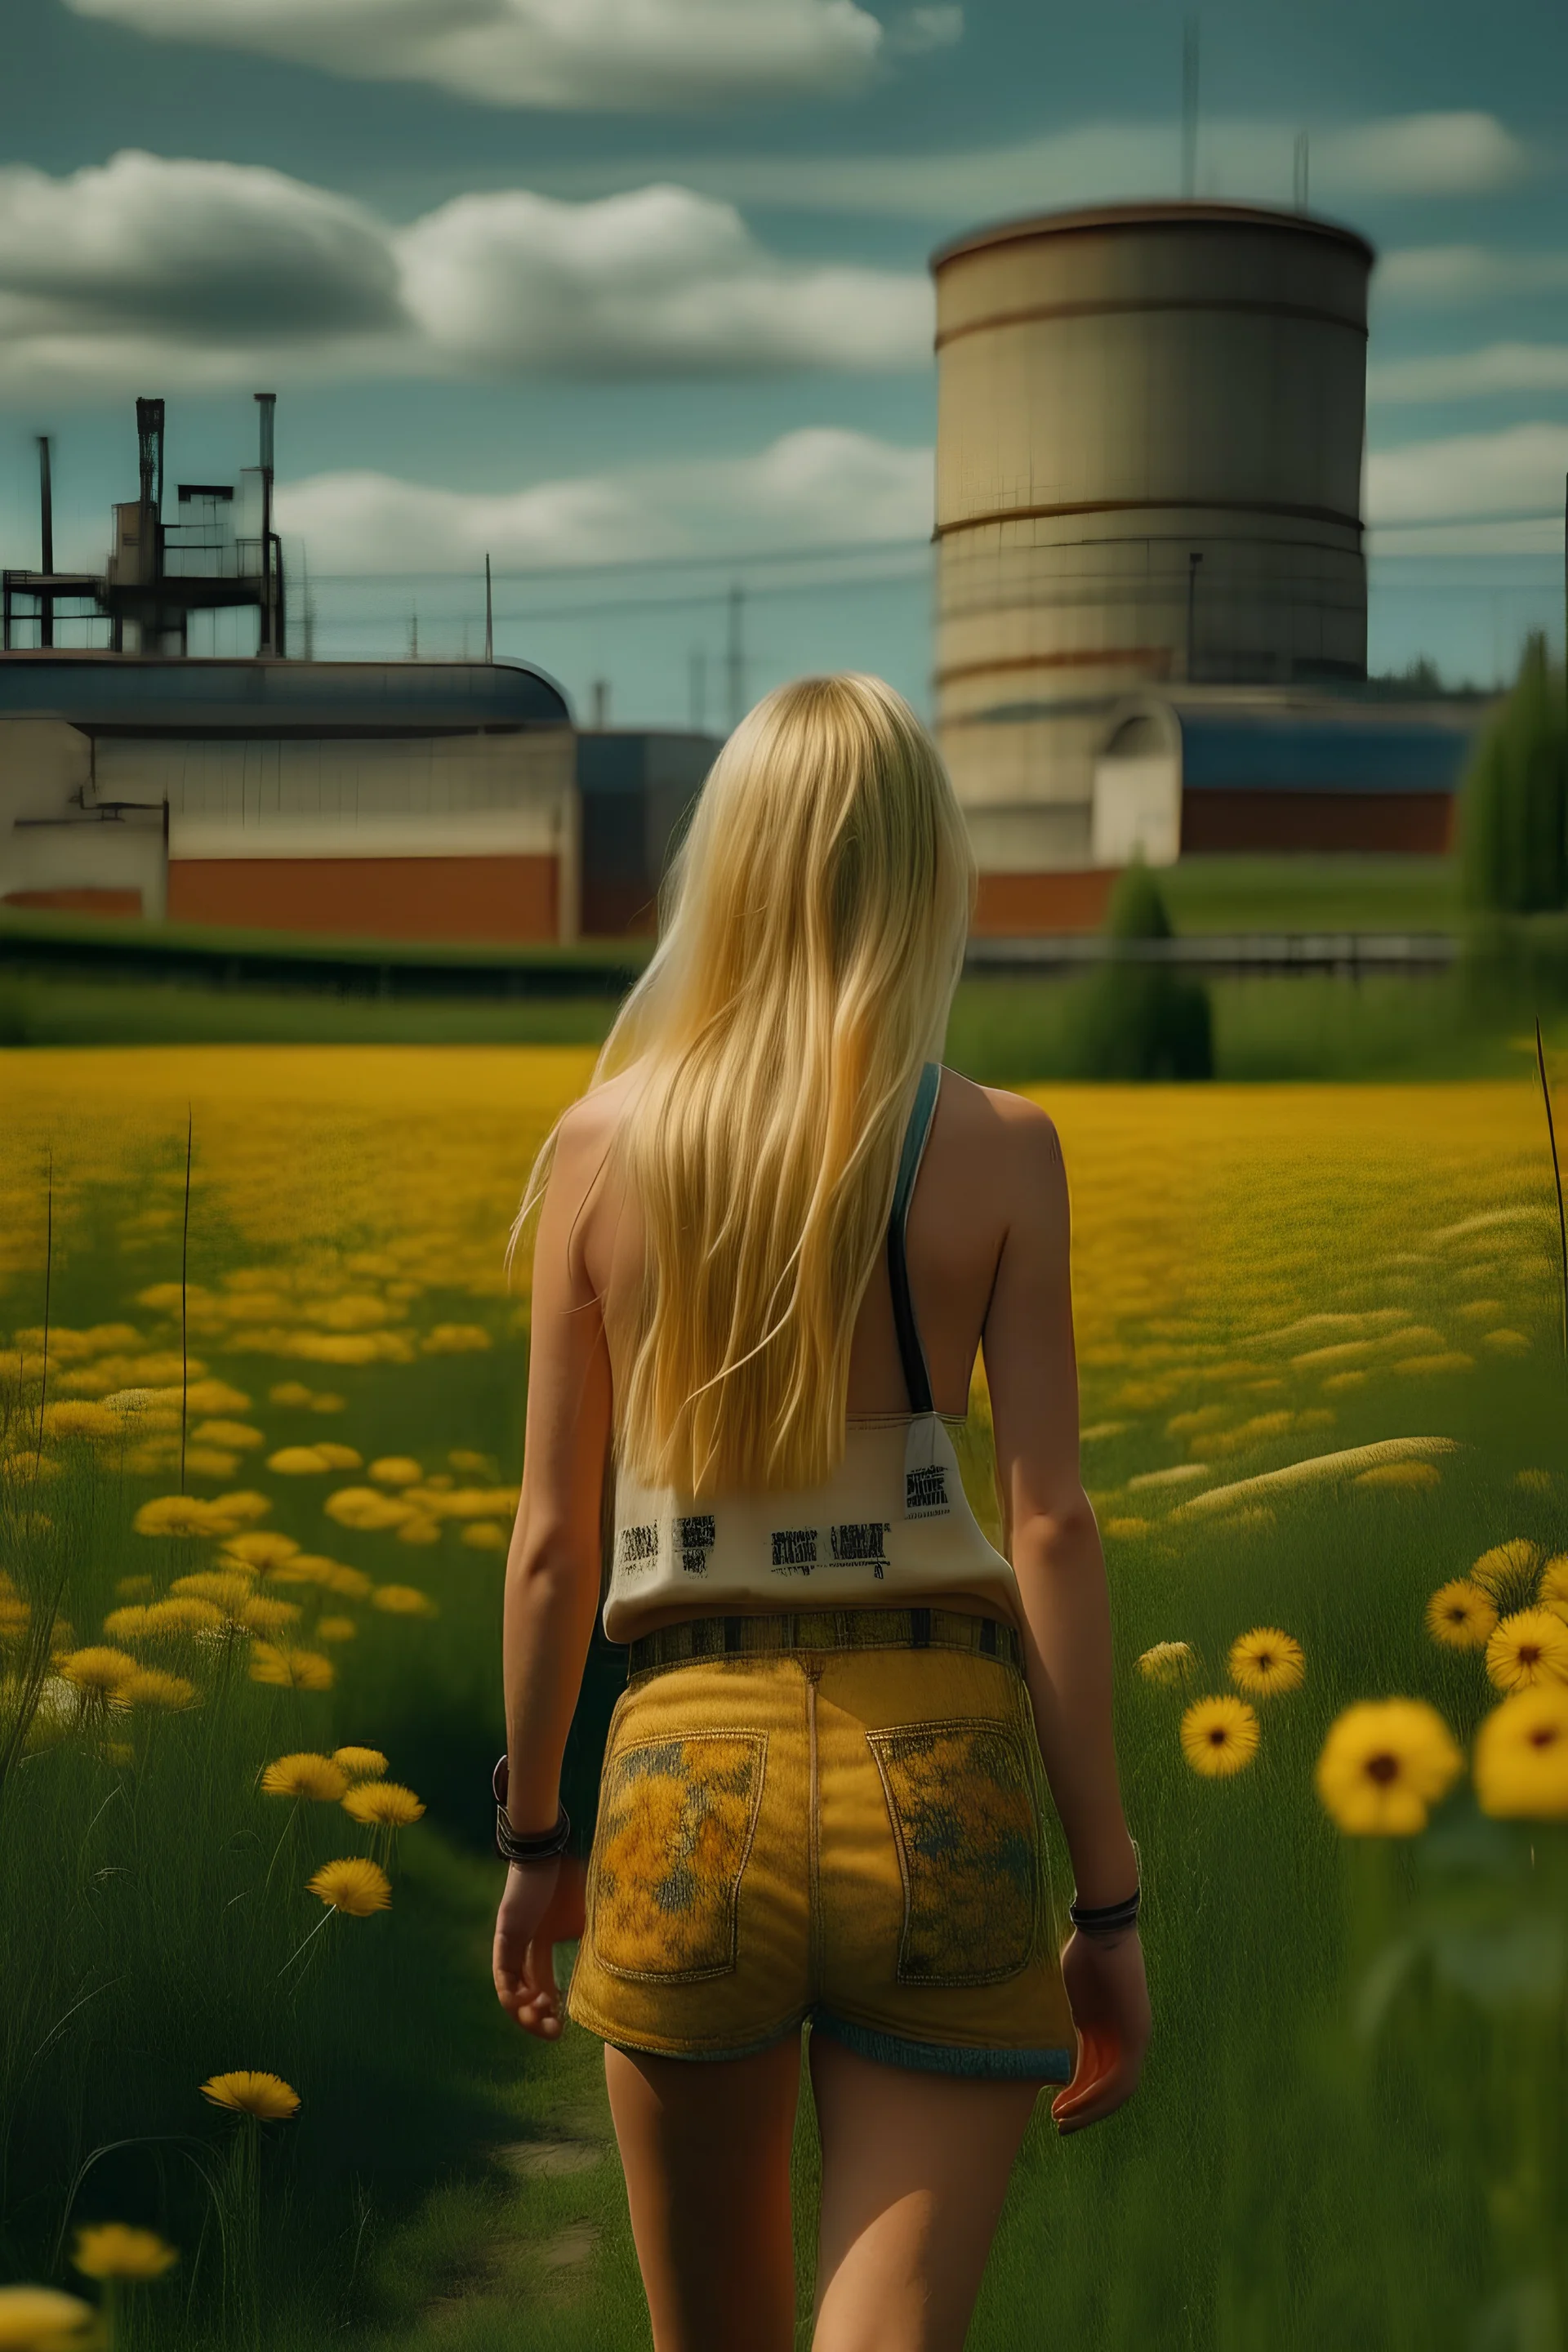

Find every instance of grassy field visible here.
[2,1049,1566,2350]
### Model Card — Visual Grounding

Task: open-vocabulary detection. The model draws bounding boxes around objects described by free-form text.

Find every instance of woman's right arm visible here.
[981,1094,1150,2132]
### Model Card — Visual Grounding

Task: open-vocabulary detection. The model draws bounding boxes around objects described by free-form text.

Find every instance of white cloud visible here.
[62,0,887,109]
[617,109,1531,220]
[0,152,402,394]
[275,428,933,571]
[1370,343,1568,404]
[1367,423,1568,532]
[0,156,929,396]
[1378,245,1568,307]
[398,184,930,372]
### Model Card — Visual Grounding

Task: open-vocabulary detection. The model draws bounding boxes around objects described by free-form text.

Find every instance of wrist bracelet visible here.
[492,1756,571,1865]
[1069,1887,1141,1936]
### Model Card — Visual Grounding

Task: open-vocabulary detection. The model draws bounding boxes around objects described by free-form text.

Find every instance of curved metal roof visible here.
[0,654,571,732]
[932,199,1375,275]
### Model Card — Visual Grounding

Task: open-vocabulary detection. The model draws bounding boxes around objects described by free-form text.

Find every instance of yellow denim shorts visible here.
[567,1609,1076,2081]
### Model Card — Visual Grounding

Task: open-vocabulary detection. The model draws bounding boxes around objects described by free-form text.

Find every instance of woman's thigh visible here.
[809,2033,1040,2352]
[604,2034,802,2352]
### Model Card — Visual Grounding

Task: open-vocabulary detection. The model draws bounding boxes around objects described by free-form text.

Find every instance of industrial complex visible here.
[0,201,1484,942]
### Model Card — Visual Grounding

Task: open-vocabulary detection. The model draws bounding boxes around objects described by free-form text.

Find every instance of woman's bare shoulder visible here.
[939,1070,1063,1174]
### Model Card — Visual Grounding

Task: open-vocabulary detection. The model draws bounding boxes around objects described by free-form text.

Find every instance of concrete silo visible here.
[930,201,1374,929]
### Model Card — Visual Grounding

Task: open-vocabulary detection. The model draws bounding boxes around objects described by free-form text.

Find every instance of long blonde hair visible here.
[520,673,973,1495]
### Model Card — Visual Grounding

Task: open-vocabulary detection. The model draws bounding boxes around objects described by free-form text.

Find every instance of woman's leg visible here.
[604,2034,802,2352]
[808,2034,1040,2352]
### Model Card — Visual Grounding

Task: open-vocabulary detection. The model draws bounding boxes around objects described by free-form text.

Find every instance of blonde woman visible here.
[493,675,1149,2352]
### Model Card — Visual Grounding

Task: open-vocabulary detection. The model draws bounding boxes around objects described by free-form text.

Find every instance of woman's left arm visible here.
[493,1104,614,2038]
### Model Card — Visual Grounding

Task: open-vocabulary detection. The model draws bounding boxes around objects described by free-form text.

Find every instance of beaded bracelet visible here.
[1068,1888,1141,1937]
[492,1756,572,1865]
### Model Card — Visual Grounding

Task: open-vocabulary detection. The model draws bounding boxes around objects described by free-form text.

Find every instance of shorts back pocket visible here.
[867,1717,1040,1988]
[589,1731,767,1983]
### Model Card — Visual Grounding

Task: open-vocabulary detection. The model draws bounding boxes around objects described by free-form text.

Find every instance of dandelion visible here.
[1179,1695,1260,1778]
[0,1596,32,1642]
[372,1585,438,1618]
[266,1447,332,1476]
[72,2225,178,2281]
[420,1324,491,1354]
[0,2284,99,2347]
[118,1668,198,1711]
[100,1604,151,1642]
[1513,1468,1553,1494]
[56,1647,139,1696]
[1485,1608,1568,1693]
[308,1857,392,1916]
[1314,1699,1463,1834]
[143,1597,225,1637]
[248,1644,335,1692]
[313,1443,363,1471]
[1539,1556,1568,1622]
[1227,1627,1306,1697]
[1425,1578,1499,1650]
[200,2071,300,2120]
[343,1780,424,1827]
[333,1745,388,1779]
[1470,1539,1542,1612]
[326,1565,372,1600]
[394,1517,443,1548]
[169,1572,254,1614]
[324,1487,414,1532]
[461,1521,508,1552]
[449,1450,495,1475]
[270,1382,315,1407]
[133,1494,233,1539]
[1473,1684,1568,1820]
[1137,1641,1195,1687]
[261,1751,350,1801]
[368,1457,423,1487]
[238,1596,301,1637]
[315,1615,358,1642]
[220,1532,300,1574]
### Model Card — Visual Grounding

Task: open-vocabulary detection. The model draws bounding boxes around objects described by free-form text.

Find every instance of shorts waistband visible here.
[626,1606,1021,1678]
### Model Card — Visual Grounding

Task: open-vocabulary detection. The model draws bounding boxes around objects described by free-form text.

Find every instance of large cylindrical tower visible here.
[930,200,1374,927]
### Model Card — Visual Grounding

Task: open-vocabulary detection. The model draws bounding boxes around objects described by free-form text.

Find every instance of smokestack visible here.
[255,391,276,655]
[135,397,165,521]
[38,436,53,651]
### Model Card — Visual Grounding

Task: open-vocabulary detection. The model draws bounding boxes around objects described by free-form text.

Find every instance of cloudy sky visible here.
[2,0,1566,717]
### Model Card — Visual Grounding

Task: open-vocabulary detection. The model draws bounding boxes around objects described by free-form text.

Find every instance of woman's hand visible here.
[492,1855,587,2039]
[1051,1927,1151,2135]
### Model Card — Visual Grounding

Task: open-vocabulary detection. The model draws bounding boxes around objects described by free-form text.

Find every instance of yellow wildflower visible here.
[342,1780,424,1827]
[220,1532,300,1574]
[248,1645,335,1692]
[133,1494,232,1539]
[1473,1684,1568,1820]
[0,2284,99,2346]
[420,1325,491,1354]
[371,1585,438,1618]
[1314,1699,1463,1835]
[238,1596,301,1637]
[315,1616,358,1642]
[333,1746,388,1778]
[326,1565,373,1600]
[1136,1641,1195,1687]
[261,1752,350,1802]
[449,1450,496,1475]
[1353,1460,1441,1492]
[100,1606,151,1642]
[200,2071,300,2120]
[1179,1695,1260,1778]
[1425,1579,1498,1650]
[209,1491,271,1528]
[1227,1627,1306,1697]
[308,1857,392,1916]
[72,2224,177,2281]
[394,1517,443,1548]
[1470,1539,1543,1610]
[368,1457,423,1487]
[143,1597,225,1637]
[56,1647,139,1695]
[114,1575,154,1601]
[461,1521,508,1551]
[269,1383,315,1407]
[1485,1608,1568,1694]
[1539,1556,1568,1622]
[313,1443,363,1471]
[324,1488,414,1532]
[266,1447,332,1476]
[169,1572,253,1613]
[118,1668,198,1710]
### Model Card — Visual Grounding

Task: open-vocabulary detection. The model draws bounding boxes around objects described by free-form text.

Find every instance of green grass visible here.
[3,1069,1566,2351]
[1157,853,1461,934]
[0,975,618,1049]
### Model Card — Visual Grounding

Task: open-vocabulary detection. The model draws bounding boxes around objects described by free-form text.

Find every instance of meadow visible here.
[2,1046,1566,2350]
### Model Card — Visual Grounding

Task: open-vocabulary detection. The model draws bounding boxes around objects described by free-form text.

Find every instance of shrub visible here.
[1071,864,1214,1080]
[1461,633,1568,913]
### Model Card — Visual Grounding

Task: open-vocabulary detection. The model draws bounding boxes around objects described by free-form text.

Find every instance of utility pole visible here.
[1293,130,1310,212]
[591,679,610,728]
[1182,17,1200,199]
[37,437,53,651]
[301,544,315,662]
[483,553,494,662]
[255,392,276,655]
[689,647,707,732]
[1186,550,1203,683]
[726,583,745,730]
[409,605,418,660]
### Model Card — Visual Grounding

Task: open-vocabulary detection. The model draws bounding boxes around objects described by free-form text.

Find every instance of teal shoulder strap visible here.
[886,1062,940,1416]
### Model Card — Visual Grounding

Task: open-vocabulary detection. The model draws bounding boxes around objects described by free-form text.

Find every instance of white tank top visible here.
[603,1064,1022,1643]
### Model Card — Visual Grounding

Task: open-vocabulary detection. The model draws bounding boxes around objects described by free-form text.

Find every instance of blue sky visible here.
[2,0,1566,719]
